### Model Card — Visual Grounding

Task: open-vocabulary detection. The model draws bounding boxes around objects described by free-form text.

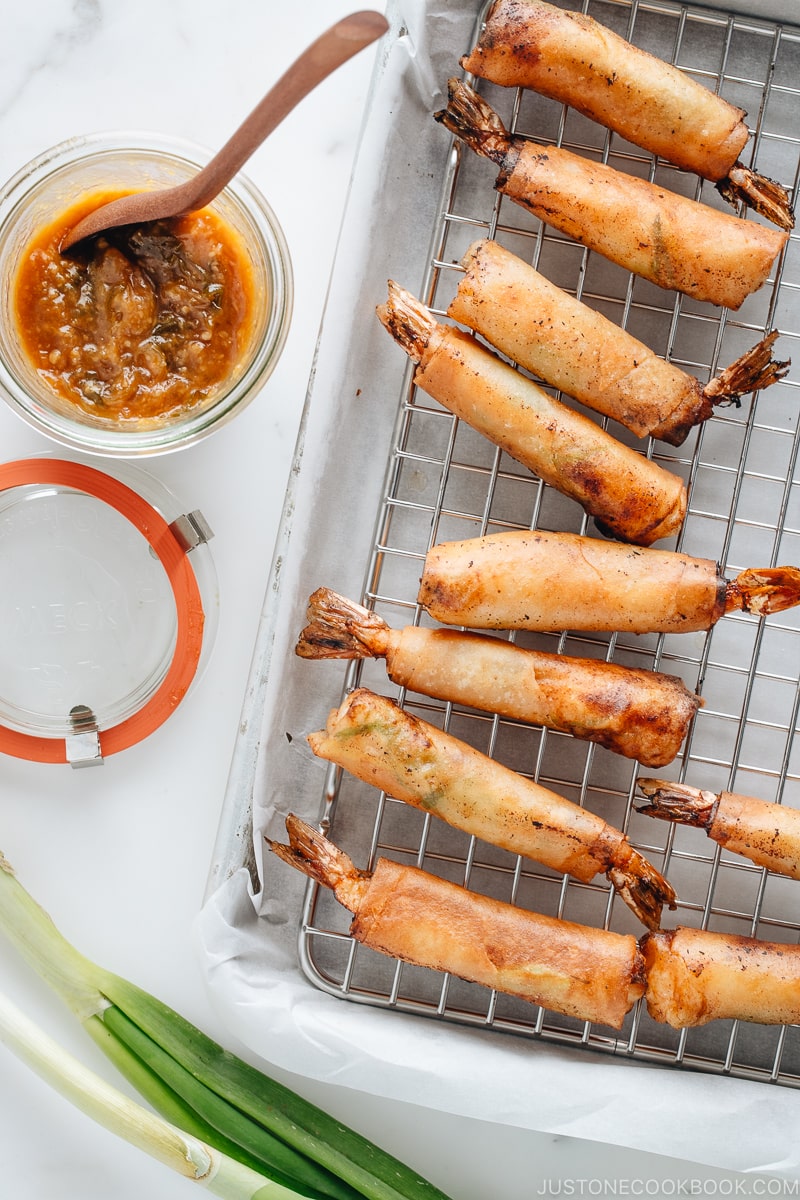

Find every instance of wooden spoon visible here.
[60,10,388,251]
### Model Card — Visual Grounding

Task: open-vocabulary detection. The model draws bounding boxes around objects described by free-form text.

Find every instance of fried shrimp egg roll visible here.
[637,778,800,879]
[297,588,702,767]
[642,927,800,1028]
[435,80,788,310]
[307,688,676,929]
[269,815,647,1028]
[449,240,789,446]
[418,529,800,634]
[461,0,793,229]
[377,281,686,545]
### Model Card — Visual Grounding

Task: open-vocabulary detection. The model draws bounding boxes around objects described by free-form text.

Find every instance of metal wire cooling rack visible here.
[298,0,800,1086]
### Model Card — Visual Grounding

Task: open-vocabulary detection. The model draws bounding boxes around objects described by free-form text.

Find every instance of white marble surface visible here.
[0,3,791,1198]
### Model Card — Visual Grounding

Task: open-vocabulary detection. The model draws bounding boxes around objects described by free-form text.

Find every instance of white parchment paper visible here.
[197,0,800,1177]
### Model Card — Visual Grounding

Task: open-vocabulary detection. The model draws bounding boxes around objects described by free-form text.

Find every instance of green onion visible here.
[0,988,301,1199]
[0,851,452,1200]
[94,1005,358,1200]
[86,1011,346,1199]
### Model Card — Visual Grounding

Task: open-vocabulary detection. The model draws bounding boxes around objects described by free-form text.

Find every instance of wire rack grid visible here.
[297,0,800,1087]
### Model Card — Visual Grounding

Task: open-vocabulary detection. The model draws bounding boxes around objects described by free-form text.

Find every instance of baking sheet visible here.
[198,0,800,1174]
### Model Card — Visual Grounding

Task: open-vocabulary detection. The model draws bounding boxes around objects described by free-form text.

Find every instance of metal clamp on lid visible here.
[169,510,215,553]
[65,705,102,769]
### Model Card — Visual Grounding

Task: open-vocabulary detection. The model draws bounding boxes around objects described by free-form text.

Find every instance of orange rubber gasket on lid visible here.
[0,458,205,764]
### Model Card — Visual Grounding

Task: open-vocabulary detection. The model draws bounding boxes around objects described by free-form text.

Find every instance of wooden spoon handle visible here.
[61,10,388,248]
[184,10,389,211]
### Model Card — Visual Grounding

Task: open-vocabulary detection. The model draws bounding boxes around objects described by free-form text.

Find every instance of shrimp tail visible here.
[295,588,390,660]
[607,844,677,931]
[434,77,514,167]
[265,814,369,913]
[635,778,718,829]
[716,164,795,231]
[702,330,790,408]
[376,281,438,363]
[725,566,800,616]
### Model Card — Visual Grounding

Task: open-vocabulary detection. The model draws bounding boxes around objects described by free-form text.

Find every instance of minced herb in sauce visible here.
[14,192,255,421]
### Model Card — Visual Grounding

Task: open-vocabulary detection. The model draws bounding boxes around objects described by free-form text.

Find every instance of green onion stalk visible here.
[0,987,299,1199]
[0,851,452,1200]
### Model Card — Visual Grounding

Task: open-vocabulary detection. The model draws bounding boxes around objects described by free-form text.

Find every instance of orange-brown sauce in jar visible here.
[13,192,256,421]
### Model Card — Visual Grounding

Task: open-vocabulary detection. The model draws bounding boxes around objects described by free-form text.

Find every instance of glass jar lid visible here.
[0,456,217,765]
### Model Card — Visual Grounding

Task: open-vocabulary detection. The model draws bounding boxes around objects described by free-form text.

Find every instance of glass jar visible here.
[0,131,293,456]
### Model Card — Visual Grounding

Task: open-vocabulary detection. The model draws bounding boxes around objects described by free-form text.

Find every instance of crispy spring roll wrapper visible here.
[419,529,800,634]
[307,687,676,929]
[637,778,800,879]
[297,588,702,768]
[642,926,800,1028]
[461,0,794,229]
[449,240,790,445]
[435,80,789,310]
[268,814,646,1028]
[377,281,686,545]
